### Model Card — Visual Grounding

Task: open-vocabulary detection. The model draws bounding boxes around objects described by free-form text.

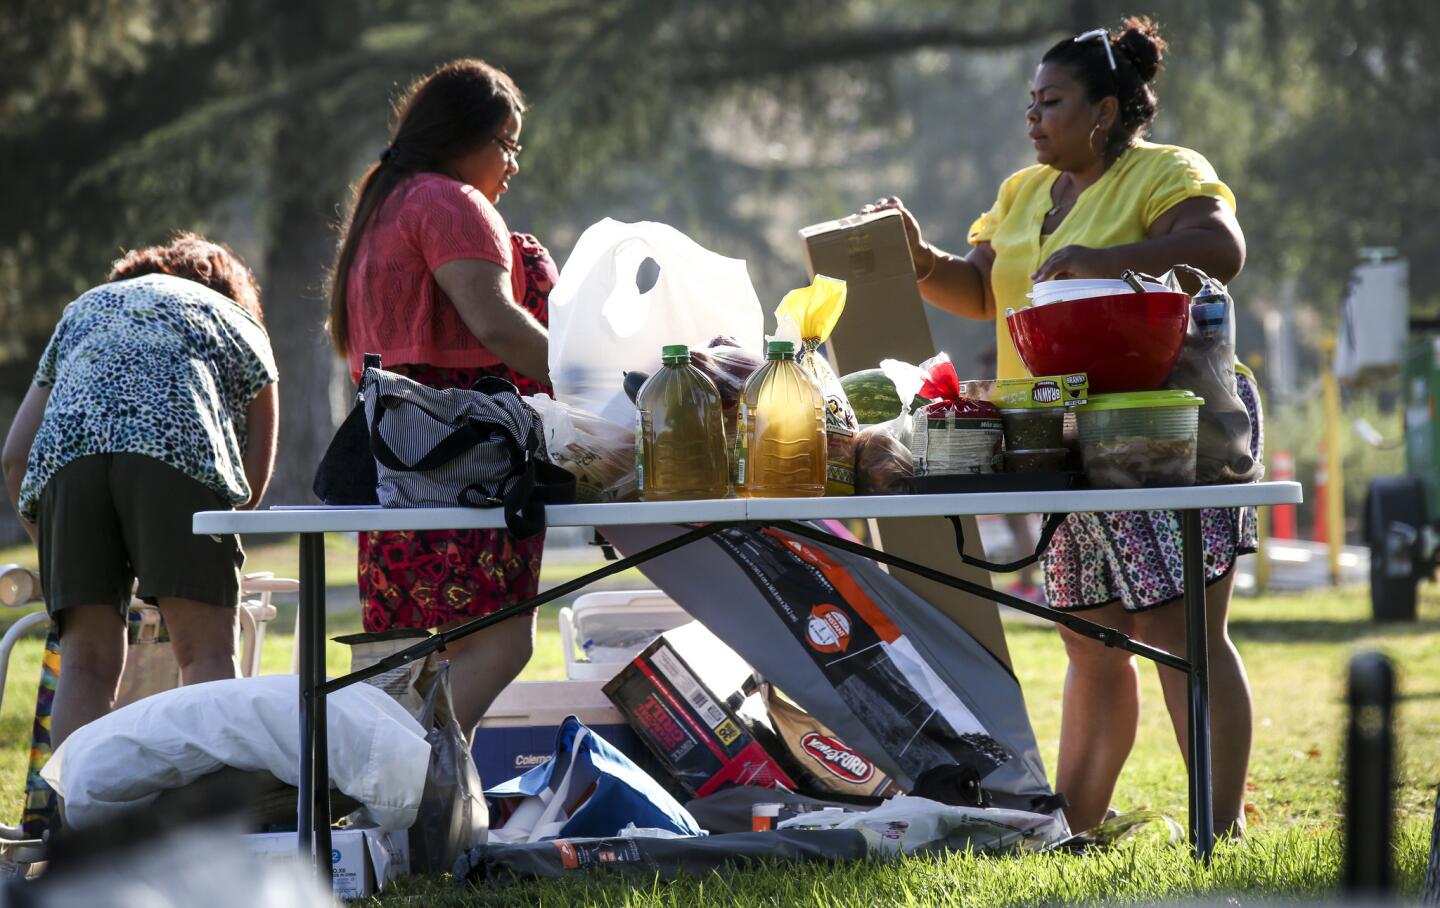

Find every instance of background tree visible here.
[1,0,1431,534]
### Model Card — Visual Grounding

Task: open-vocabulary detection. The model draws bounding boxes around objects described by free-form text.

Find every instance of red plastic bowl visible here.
[1006,291,1189,393]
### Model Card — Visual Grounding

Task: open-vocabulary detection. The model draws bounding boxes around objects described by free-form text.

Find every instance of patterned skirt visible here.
[359,362,548,632]
[1042,372,1264,611]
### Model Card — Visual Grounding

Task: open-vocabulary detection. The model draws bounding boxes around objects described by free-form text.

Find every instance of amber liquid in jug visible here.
[635,344,730,502]
[735,341,826,498]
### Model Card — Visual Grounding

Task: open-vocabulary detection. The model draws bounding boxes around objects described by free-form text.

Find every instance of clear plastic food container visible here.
[1075,391,1204,488]
[1003,448,1070,474]
[999,408,1065,450]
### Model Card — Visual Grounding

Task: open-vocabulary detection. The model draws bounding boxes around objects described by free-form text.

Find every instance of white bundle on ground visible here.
[43,674,430,831]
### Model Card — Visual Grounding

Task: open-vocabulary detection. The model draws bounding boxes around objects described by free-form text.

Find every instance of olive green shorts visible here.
[37,453,244,620]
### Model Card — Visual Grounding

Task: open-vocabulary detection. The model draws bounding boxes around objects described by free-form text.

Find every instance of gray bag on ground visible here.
[341,630,488,874]
[361,365,574,537]
[452,829,869,884]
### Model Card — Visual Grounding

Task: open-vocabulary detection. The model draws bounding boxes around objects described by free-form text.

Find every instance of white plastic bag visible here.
[525,393,638,503]
[778,794,1066,856]
[853,359,927,495]
[548,219,764,426]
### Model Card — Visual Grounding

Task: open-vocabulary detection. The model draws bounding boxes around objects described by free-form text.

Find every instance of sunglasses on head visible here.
[1074,28,1117,71]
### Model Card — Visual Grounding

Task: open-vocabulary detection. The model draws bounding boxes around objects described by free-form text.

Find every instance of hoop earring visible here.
[1089,123,1105,157]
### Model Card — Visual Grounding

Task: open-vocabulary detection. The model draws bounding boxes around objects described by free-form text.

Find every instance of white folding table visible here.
[195,480,1302,878]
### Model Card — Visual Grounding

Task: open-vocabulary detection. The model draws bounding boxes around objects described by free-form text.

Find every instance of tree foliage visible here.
[1,0,1431,504]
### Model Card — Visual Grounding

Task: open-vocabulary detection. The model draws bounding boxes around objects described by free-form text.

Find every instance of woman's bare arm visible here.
[240,382,278,510]
[433,258,550,384]
[1033,197,1246,285]
[920,242,998,321]
[2,384,50,545]
[864,197,997,322]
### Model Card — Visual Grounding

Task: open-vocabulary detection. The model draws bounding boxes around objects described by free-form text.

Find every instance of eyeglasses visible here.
[493,134,523,161]
[1074,28,1117,71]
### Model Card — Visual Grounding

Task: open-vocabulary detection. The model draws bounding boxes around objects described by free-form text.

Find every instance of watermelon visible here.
[840,369,929,424]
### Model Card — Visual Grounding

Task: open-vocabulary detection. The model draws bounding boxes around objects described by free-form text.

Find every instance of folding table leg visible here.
[298,532,331,885]
[1181,508,1215,861]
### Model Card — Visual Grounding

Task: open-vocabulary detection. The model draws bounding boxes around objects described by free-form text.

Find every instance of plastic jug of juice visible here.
[635,344,730,501]
[735,341,826,498]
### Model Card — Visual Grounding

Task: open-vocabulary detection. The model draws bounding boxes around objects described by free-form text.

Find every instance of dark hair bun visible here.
[1116,15,1166,83]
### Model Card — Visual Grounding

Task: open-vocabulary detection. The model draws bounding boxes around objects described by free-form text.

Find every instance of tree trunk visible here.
[260,114,347,507]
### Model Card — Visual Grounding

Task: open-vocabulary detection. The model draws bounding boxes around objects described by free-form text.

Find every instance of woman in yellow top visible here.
[870,17,1257,837]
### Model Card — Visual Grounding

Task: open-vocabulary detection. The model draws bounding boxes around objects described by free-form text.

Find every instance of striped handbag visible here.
[361,363,574,537]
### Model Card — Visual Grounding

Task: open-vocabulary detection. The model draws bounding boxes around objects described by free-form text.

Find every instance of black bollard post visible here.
[1425,786,1440,904]
[1345,651,1396,897]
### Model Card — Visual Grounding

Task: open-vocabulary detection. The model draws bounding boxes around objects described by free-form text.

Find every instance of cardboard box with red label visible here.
[603,622,798,797]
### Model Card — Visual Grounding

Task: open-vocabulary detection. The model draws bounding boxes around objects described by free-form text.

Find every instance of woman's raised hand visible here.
[860,196,935,278]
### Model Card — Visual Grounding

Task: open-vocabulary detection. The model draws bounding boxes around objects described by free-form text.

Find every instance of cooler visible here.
[471,679,667,789]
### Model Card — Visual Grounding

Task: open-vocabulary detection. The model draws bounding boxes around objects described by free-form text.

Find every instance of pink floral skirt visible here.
[1042,373,1263,611]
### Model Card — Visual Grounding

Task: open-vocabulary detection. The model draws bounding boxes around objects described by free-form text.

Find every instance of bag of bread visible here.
[525,393,638,503]
[775,275,858,495]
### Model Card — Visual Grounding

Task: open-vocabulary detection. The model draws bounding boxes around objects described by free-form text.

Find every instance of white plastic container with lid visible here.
[1075,390,1204,488]
[558,590,691,681]
[1027,278,1169,307]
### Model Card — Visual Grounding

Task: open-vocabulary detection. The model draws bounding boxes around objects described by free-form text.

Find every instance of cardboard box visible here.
[603,622,797,797]
[244,826,408,900]
[962,373,1089,409]
[799,210,927,358]
[800,209,1012,668]
[473,680,665,788]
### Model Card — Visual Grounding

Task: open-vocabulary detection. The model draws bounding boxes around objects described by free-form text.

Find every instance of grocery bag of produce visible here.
[525,394,638,503]
[547,219,765,426]
[1155,266,1262,484]
[599,521,1059,815]
[775,275,858,495]
[852,359,927,495]
[690,335,765,453]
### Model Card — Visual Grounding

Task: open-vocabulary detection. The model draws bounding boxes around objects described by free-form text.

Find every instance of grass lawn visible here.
[3,535,1438,904]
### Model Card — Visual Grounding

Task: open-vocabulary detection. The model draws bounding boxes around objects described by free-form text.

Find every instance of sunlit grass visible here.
[4,535,1438,903]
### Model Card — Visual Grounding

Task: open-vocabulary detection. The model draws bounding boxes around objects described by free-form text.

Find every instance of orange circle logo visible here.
[806,604,851,653]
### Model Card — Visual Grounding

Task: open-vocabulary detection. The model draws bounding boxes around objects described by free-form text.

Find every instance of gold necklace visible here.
[1046,175,1076,218]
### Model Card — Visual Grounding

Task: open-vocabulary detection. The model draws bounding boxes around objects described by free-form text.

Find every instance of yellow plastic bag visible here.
[776,275,857,495]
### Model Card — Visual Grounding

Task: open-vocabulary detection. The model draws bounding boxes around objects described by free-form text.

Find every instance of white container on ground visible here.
[243,826,408,900]
[559,590,692,681]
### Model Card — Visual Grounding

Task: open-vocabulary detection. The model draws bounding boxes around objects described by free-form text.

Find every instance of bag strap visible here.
[470,375,519,397]
[527,725,591,843]
[369,397,508,473]
[945,512,1068,574]
[499,452,576,538]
